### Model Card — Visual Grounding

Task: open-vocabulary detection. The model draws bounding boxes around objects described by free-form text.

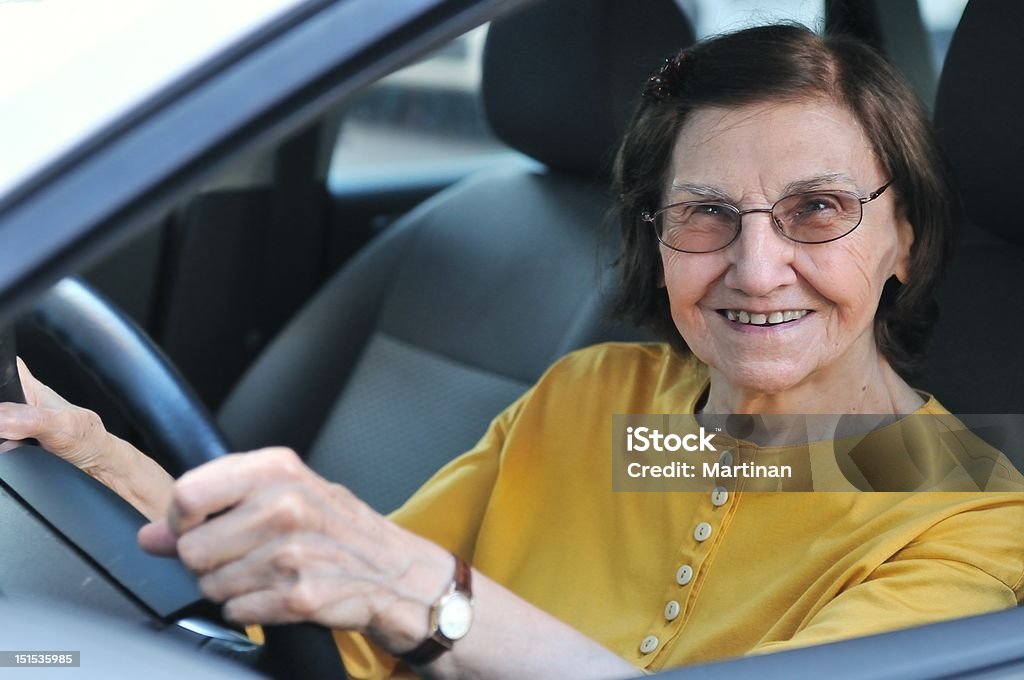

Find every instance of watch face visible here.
[437,593,473,640]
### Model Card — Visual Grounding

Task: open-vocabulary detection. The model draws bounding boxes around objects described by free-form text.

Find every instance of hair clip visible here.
[642,51,688,102]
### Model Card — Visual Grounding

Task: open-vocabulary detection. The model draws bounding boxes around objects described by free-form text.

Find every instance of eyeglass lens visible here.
[656,191,865,253]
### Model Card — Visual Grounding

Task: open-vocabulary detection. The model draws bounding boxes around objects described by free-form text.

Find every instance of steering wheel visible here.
[19,277,348,679]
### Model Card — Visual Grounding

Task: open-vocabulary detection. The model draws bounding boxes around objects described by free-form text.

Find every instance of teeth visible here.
[724,309,809,326]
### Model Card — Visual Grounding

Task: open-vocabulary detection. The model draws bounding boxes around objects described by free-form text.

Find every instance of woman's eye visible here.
[796,195,841,214]
[665,203,731,226]
[695,204,724,216]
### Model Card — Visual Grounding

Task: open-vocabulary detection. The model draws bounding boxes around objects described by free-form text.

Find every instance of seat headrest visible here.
[482,0,695,179]
[934,0,1024,243]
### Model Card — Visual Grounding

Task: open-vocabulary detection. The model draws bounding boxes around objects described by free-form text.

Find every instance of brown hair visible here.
[611,24,957,377]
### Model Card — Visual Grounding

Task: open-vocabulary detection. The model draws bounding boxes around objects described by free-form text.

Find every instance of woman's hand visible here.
[138,447,454,654]
[0,358,174,520]
[0,358,114,472]
[139,448,642,678]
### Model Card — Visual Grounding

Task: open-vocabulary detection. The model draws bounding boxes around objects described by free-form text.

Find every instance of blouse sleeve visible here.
[749,496,1024,656]
[335,390,532,679]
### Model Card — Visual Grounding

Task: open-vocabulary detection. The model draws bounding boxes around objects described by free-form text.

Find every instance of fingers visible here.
[0,363,117,477]
[13,357,38,406]
[221,583,370,627]
[0,402,81,449]
[197,536,320,605]
[150,448,410,633]
[196,540,283,603]
[15,357,72,411]
[138,520,179,556]
[139,448,316,562]
[173,482,335,573]
[222,591,302,625]
[0,402,48,442]
[196,535,373,628]
[166,448,309,539]
[0,400,105,465]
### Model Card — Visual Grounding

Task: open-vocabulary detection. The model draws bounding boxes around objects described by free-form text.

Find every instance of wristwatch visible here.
[399,553,474,666]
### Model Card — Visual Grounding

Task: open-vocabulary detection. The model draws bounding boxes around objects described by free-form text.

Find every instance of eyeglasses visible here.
[641,181,892,254]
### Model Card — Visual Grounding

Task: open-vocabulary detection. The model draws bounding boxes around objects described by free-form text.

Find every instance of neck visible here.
[701,347,923,441]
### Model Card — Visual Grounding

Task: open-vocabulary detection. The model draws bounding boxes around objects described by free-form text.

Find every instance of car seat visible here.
[922,0,1024,418]
[216,0,695,512]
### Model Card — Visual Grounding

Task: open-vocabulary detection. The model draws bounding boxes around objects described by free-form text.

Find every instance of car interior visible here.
[2,0,1022,677]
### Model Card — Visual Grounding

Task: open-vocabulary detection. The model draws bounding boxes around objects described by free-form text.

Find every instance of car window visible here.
[328,24,518,187]
[919,0,969,71]
[325,0,971,189]
[677,0,825,37]
[0,0,304,200]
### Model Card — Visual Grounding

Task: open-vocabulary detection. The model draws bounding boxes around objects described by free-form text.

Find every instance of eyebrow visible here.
[668,172,862,203]
[780,172,860,195]
[667,182,736,203]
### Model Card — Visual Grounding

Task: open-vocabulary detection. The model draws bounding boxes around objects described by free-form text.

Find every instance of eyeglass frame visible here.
[640,180,893,254]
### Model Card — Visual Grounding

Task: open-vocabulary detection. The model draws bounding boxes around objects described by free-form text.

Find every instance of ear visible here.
[893,217,914,283]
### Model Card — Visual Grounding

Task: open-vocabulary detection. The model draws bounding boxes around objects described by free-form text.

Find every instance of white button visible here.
[718,450,733,466]
[675,564,694,585]
[640,635,659,654]
[694,522,712,542]
[664,600,681,621]
[711,486,729,506]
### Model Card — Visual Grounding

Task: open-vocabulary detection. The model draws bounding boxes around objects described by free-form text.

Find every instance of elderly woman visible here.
[1,24,1022,680]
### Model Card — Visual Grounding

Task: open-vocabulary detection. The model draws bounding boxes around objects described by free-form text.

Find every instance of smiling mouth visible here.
[718,309,811,326]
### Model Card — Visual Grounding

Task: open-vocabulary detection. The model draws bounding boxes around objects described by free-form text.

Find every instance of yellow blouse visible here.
[336,343,1024,678]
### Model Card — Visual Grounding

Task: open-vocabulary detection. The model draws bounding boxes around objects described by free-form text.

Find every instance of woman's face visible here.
[661,99,913,396]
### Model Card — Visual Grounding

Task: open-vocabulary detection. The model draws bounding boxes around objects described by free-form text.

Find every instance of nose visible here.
[721,211,798,296]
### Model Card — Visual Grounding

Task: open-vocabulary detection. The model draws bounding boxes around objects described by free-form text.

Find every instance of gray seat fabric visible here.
[921,0,1024,415]
[218,0,695,512]
[308,333,530,512]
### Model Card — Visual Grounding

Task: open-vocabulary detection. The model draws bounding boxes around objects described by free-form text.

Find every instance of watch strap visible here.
[399,554,473,666]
